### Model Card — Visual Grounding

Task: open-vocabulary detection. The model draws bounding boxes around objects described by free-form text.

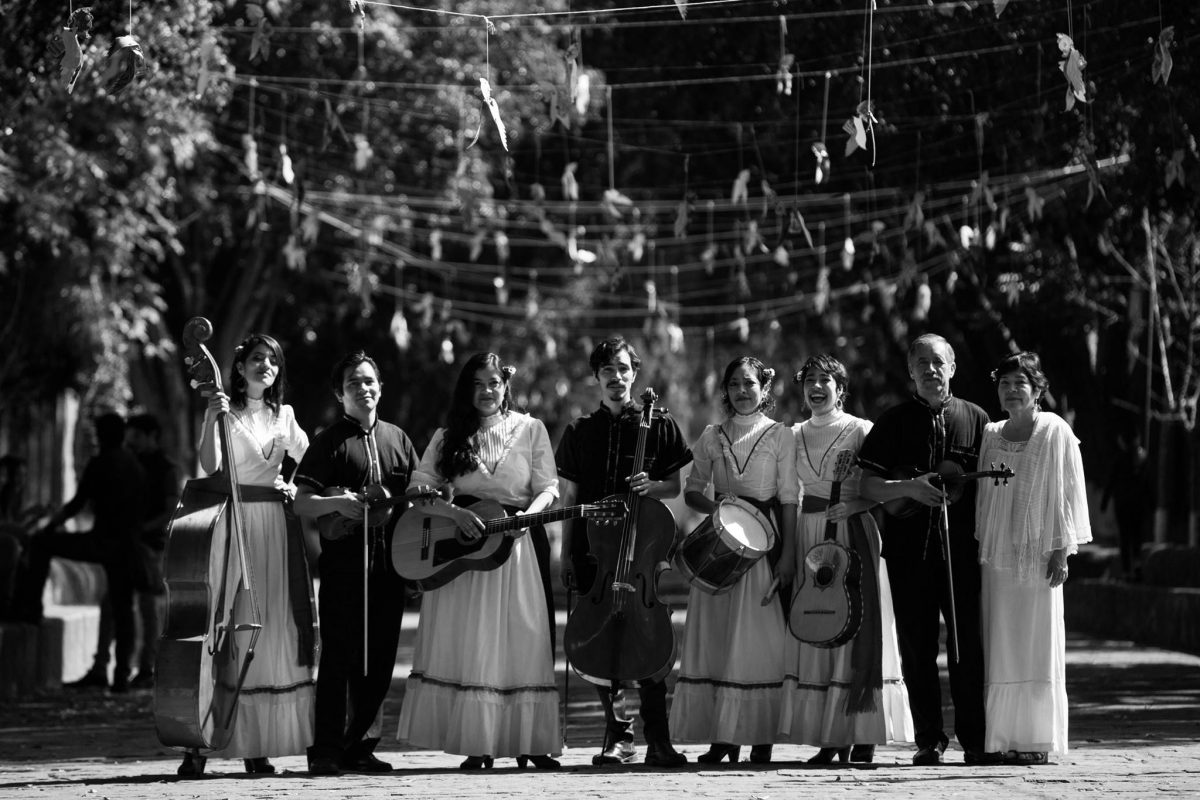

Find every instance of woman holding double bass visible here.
[777,354,911,764]
[165,332,317,776]
[670,357,796,765]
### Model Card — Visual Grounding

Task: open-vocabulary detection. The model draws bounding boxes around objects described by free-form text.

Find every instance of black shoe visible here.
[749,744,773,764]
[964,749,1005,765]
[644,741,687,768]
[65,670,108,690]
[516,754,561,770]
[912,743,946,766]
[808,746,850,765]
[849,744,876,763]
[459,755,494,770]
[177,752,207,777]
[307,756,342,776]
[244,757,275,774]
[341,752,393,773]
[128,671,155,690]
[696,743,740,764]
[592,740,636,766]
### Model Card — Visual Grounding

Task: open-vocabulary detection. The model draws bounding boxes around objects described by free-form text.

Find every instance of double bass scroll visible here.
[154,317,264,751]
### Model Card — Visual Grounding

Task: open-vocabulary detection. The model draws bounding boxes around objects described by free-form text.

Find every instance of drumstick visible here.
[760,576,780,606]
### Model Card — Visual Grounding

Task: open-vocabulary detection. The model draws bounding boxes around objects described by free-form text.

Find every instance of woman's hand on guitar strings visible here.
[454,506,486,540]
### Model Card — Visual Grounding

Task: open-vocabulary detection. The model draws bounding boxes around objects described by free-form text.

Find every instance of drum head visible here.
[716,501,773,551]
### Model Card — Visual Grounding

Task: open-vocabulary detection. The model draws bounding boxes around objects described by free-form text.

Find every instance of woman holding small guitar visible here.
[395,353,561,770]
[975,352,1091,765]
[670,356,796,765]
[180,333,316,776]
[777,354,912,764]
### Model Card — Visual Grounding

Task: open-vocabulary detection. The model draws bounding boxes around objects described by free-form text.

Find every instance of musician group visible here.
[152,329,1091,775]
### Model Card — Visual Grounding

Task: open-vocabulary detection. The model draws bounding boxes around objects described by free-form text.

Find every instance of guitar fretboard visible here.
[481,505,593,534]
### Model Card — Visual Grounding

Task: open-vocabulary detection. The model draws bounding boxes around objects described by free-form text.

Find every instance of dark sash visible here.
[800,495,883,714]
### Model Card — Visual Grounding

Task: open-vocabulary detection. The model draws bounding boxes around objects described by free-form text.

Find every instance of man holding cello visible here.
[556,336,692,768]
[857,333,989,766]
[293,351,419,776]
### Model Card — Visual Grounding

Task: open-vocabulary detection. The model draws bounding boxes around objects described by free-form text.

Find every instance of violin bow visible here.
[363,500,370,678]
[939,494,960,664]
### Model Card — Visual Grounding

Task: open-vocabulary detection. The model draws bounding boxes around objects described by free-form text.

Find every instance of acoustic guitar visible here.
[316,484,439,541]
[392,498,626,591]
[881,460,1013,518]
[789,449,862,648]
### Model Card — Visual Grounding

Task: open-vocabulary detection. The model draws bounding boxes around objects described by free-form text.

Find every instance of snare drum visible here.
[675,498,777,595]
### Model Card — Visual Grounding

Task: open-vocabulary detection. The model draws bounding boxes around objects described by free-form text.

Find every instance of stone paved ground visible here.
[2,610,1199,799]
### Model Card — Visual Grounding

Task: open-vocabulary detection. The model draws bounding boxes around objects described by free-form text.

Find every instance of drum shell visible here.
[675,499,775,595]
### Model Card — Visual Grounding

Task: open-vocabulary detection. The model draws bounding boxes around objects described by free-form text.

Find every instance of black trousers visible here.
[571,553,673,747]
[13,531,137,682]
[308,530,406,762]
[885,544,986,753]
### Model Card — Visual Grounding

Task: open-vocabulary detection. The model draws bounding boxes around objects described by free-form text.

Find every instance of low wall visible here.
[1065,579,1200,655]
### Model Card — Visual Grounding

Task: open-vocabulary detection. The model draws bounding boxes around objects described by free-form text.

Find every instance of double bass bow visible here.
[564,388,676,683]
[154,317,263,751]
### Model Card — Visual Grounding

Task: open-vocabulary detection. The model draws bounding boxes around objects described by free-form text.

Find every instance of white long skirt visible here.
[397,534,560,757]
[669,558,786,744]
[982,566,1069,754]
[211,501,315,759]
[777,511,912,746]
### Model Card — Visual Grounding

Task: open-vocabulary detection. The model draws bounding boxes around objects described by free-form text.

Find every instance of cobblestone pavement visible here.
[2,609,1199,799]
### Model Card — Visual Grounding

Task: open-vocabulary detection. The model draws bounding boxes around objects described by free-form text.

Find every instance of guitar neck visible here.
[823,479,843,540]
[482,505,589,534]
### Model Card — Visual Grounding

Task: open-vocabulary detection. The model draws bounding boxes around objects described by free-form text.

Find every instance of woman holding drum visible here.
[777,354,912,763]
[669,357,797,765]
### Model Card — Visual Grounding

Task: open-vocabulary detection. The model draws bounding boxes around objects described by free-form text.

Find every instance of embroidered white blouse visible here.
[209,401,309,487]
[411,411,560,506]
[685,412,798,505]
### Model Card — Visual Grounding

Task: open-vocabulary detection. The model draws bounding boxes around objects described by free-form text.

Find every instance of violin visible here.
[881,460,1013,518]
[154,317,263,750]
[564,388,677,683]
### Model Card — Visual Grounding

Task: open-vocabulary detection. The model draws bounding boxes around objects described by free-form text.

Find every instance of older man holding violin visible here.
[857,333,990,767]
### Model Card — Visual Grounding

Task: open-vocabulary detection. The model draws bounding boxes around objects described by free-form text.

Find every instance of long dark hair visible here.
[437,352,516,479]
[229,333,287,413]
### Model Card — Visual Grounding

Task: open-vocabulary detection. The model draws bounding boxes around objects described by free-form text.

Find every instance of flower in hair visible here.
[761,367,776,382]
[500,365,516,380]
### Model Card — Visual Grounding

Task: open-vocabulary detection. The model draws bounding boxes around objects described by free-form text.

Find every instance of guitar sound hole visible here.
[433,537,487,566]
[815,565,834,587]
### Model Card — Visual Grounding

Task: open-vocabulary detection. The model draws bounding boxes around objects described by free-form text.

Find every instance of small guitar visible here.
[316,484,439,541]
[392,498,627,591]
[790,449,863,648]
[881,460,1014,518]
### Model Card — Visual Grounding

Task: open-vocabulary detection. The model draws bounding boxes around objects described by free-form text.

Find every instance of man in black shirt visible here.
[858,334,989,766]
[556,337,693,768]
[294,351,419,776]
[12,413,148,692]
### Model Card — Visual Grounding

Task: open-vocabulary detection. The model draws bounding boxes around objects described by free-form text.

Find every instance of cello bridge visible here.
[611,581,635,593]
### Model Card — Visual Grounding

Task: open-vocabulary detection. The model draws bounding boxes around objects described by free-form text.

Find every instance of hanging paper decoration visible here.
[349,0,366,29]
[353,132,373,171]
[52,7,94,93]
[773,245,789,267]
[282,234,306,271]
[301,213,320,243]
[840,237,855,271]
[561,162,579,202]
[814,266,831,314]
[279,143,294,185]
[494,230,510,264]
[468,229,486,262]
[644,280,657,311]
[731,169,751,205]
[733,315,750,342]
[429,229,443,261]
[242,133,259,179]
[1024,187,1044,221]
[247,0,271,63]
[993,0,1010,18]
[389,309,411,352]
[903,192,925,232]
[843,100,877,157]
[475,77,508,151]
[601,188,634,219]
[789,206,814,249]
[1056,34,1088,110]
[575,72,591,116]
[1152,26,1175,86]
[775,16,793,96]
[493,275,509,306]
[812,142,830,185]
[674,199,689,240]
[1164,149,1185,189]
[196,37,216,97]
[440,337,455,364]
[628,231,646,262]
[674,0,688,20]
[102,35,145,95]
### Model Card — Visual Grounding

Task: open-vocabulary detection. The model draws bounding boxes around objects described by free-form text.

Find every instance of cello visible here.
[154,317,263,751]
[564,388,676,683]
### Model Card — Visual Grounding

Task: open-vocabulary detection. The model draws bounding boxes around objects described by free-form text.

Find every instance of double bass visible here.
[564,388,676,683]
[154,317,263,750]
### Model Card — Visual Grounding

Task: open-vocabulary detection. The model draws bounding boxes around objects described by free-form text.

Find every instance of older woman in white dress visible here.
[976,351,1091,765]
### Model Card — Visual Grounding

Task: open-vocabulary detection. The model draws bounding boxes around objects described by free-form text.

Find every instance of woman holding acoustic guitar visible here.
[670,356,796,765]
[179,333,316,776]
[777,354,912,764]
[975,351,1090,765]
[395,352,561,769]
